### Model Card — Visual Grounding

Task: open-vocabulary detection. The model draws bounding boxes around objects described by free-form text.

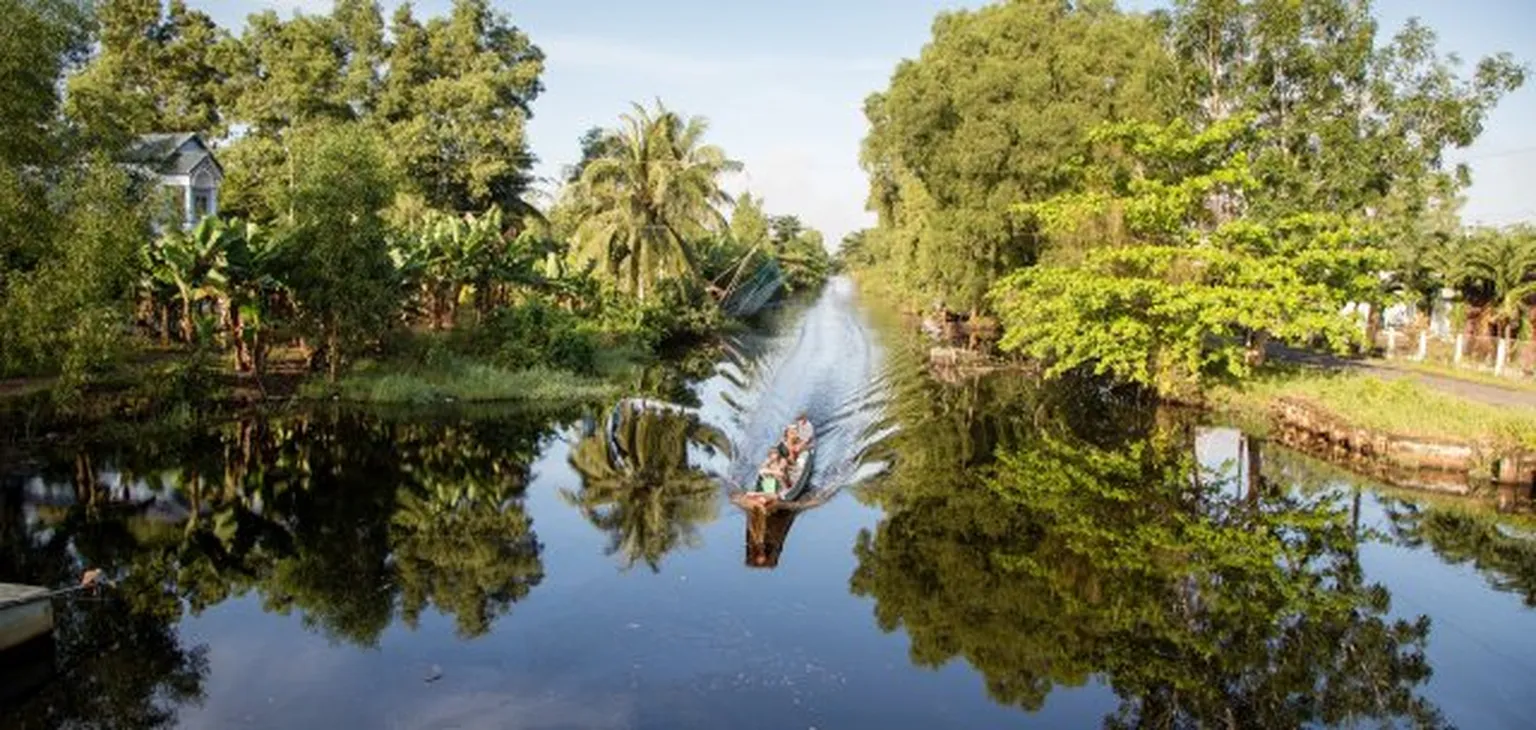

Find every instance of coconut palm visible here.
[1456,227,1536,339]
[562,402,729,572]
[570,101,742,300]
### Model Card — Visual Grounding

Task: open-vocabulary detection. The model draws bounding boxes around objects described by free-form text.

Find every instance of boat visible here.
[747,443,815,506]
[0,584,54,654]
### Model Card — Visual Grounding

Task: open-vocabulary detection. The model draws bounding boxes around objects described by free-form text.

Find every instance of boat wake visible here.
[690,277,894,507]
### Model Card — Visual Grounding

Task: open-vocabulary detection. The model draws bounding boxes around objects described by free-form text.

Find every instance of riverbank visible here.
[1214,368,1536,491]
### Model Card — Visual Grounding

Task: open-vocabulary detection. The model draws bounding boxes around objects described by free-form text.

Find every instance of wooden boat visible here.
[0,584,53,654]
[747,444,815,505]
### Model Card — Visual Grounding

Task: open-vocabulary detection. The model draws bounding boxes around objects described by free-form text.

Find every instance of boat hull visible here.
[0,585,54,653]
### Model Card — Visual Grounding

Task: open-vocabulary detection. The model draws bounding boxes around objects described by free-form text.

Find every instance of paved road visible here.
[1273,345,1536,408]
[1358,361,1536,408]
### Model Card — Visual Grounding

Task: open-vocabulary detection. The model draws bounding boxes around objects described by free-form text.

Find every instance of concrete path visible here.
[1272,345,1536,409]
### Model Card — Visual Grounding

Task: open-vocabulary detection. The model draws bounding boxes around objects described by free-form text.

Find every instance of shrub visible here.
[452,299,599,374]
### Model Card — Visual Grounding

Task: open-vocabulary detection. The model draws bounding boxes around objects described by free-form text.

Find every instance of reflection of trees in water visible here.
[1266,446,1536,608]
[1,477,209,729]
[851,367,1446,728]
[1382,498,1536,607]
[4,407,556,655]
[0,593,210,729]
[564,401,727,572]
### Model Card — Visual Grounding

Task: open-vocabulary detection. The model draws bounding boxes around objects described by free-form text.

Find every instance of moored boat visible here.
[0,584,53,654]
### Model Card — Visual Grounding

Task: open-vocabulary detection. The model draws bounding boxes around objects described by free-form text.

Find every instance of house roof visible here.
[124,133,223,178]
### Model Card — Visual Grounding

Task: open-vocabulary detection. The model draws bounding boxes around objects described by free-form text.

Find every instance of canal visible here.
[2,278,1534,729]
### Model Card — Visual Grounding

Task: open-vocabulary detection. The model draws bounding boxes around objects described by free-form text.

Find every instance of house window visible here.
[193,189,213,219]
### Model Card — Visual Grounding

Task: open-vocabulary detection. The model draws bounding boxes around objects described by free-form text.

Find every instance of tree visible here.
[991,117,1382,397]
[378,0,544,213]
[66,0,233,145]
[1,0,91,278]
[1457,226,1536,339]
[569,101,741,300]
[1,158,149,383]
[857,0,1174,312]
[564,126,623,185]
[276,123,398,380]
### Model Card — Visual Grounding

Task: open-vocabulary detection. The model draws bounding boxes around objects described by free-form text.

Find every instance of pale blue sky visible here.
[192,1,1536,243]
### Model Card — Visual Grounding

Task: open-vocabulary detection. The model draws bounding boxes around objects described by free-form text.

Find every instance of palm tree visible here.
[570,101,742,300]
[1456,227,1536,339]
[562,402,728,571]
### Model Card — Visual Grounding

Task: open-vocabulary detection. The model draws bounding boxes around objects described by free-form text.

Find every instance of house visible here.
[123,133,223,228]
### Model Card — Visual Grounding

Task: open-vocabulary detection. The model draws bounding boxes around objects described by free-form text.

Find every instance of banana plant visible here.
[220,220,291,380]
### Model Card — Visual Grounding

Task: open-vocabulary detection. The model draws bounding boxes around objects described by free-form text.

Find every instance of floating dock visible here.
[0,584,54,653]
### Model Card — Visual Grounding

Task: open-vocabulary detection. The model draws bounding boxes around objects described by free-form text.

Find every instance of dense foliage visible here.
[847,0,1526,395]
[0,0,831,395]
[852,339,1451,727]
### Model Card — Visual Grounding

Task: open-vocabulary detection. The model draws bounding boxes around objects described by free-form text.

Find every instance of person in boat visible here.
[794,413,814,450]
[783,425,804,462]
[757,446,791,497]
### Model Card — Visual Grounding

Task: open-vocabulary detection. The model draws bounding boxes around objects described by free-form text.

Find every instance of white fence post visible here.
[1454,334,1465,366]
[1417,331,1428,361]
[1386,329,1397,358]
[1495,338,1510,377]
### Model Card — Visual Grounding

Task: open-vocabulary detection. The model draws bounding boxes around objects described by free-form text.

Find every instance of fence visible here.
[1375,327,1535,380]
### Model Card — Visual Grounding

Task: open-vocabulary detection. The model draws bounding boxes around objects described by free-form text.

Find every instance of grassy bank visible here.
[303,360,620,406]
[1214,368,1536,449]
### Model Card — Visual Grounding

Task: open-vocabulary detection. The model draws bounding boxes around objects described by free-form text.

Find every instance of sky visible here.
[191,0,1536,246]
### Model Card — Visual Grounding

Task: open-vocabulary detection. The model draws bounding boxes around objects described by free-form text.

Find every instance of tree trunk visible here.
[159,303,171,347]
[1244,330,1269,367]
[1364,303,1383,355]
[181,292,195,344]
[327,323,340,383]
[230,302,251,372]
[252,327,267,395]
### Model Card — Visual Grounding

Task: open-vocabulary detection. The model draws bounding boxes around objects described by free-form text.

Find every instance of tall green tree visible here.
[276,123,398,380]
[991,117,1383,397]
[379,0,544,213]
[858,0,1174,312]
[570,101,742,300]
[66,0,233,144]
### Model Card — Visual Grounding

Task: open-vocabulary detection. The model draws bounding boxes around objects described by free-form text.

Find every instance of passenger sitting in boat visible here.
[757,447,791,496]
[783,425,804,462]
[794,413,814,450]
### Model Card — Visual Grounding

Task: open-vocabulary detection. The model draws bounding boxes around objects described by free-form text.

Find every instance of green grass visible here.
[305,359,619,406]
[1215,368,1536,449]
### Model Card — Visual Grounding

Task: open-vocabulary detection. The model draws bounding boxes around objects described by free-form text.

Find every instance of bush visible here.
[635,278,724,349]
[451,299,600,374]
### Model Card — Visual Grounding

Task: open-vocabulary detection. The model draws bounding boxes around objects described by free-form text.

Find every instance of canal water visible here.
[3,278,1535,729]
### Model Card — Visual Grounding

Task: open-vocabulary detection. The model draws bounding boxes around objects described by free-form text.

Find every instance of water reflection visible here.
[563,400,730,572]
[3,282,1536,728]
[3,408,557,649]
[851,358,1449,728]
[743,508,798,569]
